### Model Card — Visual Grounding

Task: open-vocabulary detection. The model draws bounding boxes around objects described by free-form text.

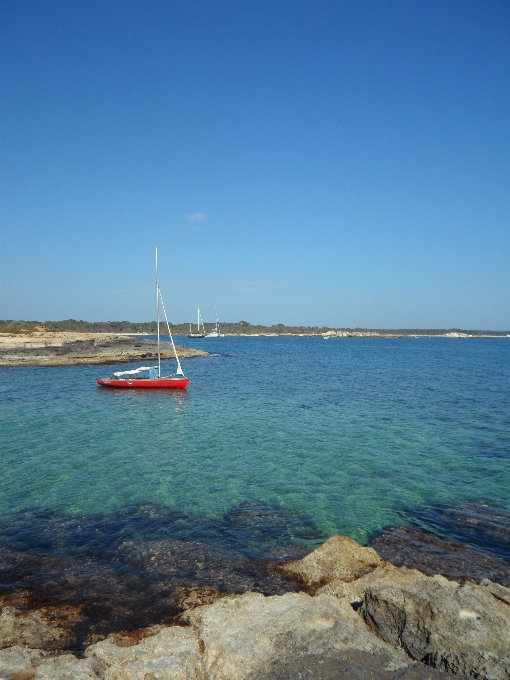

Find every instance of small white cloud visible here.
[186,213,208,224]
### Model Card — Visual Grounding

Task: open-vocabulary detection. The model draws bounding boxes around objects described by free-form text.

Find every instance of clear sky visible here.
[1,0,509,328]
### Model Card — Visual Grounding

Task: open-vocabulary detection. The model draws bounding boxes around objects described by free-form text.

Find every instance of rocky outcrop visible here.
[183,591,412,679]
[362,575,510,679]
[0,534,509,679]
[276,535,383,590]
[0,332,208,367]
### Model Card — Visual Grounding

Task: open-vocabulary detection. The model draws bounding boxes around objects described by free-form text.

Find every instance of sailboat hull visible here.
[97,377,190,389]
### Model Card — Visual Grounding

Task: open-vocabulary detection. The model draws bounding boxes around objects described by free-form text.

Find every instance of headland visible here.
[0,332,208,367]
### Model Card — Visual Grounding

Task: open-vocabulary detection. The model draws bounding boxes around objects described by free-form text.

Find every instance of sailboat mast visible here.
[156,247,161,378]
[197,308,200,333]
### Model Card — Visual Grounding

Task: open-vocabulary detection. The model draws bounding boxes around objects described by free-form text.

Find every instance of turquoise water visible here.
[1,337,509,547]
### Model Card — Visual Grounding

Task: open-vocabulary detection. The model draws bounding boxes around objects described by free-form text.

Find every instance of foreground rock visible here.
[276,535,383,590]
[362,575,510,679]
[183,591,412,679]
[0,332,208,367]
[1,534,509,679]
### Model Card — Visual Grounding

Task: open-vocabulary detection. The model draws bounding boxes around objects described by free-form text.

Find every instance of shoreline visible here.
[0,530,508,679]
[0,332,208,367]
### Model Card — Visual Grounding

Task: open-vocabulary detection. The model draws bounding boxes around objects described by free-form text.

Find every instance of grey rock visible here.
[184,591,411,680]
[0,644,46,677]
[277,535,384,589]
[35,654,103,679]
[363,574,510,679]
[85,626,204,679]
[251,650,468,679]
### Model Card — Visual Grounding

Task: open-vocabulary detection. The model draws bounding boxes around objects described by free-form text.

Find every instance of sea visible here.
[1,336,509,643]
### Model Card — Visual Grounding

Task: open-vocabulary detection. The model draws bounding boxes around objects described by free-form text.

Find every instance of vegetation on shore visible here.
[1,319,508,337]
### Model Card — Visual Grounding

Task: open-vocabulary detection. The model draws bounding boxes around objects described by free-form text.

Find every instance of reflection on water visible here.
[97,386,191,410]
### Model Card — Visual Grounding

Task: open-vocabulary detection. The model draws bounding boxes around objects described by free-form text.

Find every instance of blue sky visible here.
[1,1,509,328]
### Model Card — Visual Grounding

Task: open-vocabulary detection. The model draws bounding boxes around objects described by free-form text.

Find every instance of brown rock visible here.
[277,535,384,590]
[316,563,426,604]
[0,607,66,650]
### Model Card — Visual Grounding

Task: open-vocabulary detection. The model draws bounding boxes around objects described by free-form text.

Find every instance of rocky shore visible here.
[1,533,509,679]
[0,333,208,367]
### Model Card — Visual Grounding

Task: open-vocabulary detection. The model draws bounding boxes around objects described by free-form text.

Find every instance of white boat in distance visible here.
[187,308,206,338]
[205,309,224,338]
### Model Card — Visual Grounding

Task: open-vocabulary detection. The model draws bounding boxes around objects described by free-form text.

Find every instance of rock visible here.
[481,578,510,606]
[85,626,204,679]
[116,538,298,596]
[362,574,510,680]
[0,607,65,650]
[0,645,46,678]
[371,526,510,586]
[35,654,103,678]
[316,563,426,604]
[403,501,510,563]
[277,535,384,589]
[254,650,468,679]
[184,591,411,680]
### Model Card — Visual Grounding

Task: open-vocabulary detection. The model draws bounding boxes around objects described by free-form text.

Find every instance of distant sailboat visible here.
[187,308,206,338]
[205,309,224,338]
[97,249,190,389]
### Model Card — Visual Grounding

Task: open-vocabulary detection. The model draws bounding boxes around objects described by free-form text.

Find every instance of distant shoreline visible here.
[2,320,510,338]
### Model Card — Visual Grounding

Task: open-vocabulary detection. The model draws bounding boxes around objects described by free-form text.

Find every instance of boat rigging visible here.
[97,249,190,389]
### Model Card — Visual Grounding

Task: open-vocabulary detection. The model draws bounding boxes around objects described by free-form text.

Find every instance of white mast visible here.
[158,287,185,376]
[156,247,161,378]
[197,308,200,333]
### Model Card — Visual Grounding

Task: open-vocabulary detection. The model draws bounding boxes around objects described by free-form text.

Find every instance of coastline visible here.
[0,332,208,367]
[0,530,508,679]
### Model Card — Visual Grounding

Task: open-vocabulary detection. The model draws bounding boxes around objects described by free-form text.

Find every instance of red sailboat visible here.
[97,249,190,389]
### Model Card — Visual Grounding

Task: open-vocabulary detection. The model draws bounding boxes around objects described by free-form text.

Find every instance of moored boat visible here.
[205,308,224,337]
[97,366,190,389]
[97,249,190,389]
[187,309,206,338]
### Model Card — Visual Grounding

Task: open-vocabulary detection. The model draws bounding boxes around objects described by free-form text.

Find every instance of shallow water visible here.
[1,337,509,545]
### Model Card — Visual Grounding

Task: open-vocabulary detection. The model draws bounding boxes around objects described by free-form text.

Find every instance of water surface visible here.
[1,337,509,546]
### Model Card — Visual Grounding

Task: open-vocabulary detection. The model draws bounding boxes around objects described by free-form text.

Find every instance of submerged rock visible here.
[362,575,510,680]
[277,535,383,590]
[408,501,510,563]
[371,525,510,586]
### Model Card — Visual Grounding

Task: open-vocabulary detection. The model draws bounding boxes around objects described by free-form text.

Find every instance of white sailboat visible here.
[205,308,224,337]
[187,308,206,338]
